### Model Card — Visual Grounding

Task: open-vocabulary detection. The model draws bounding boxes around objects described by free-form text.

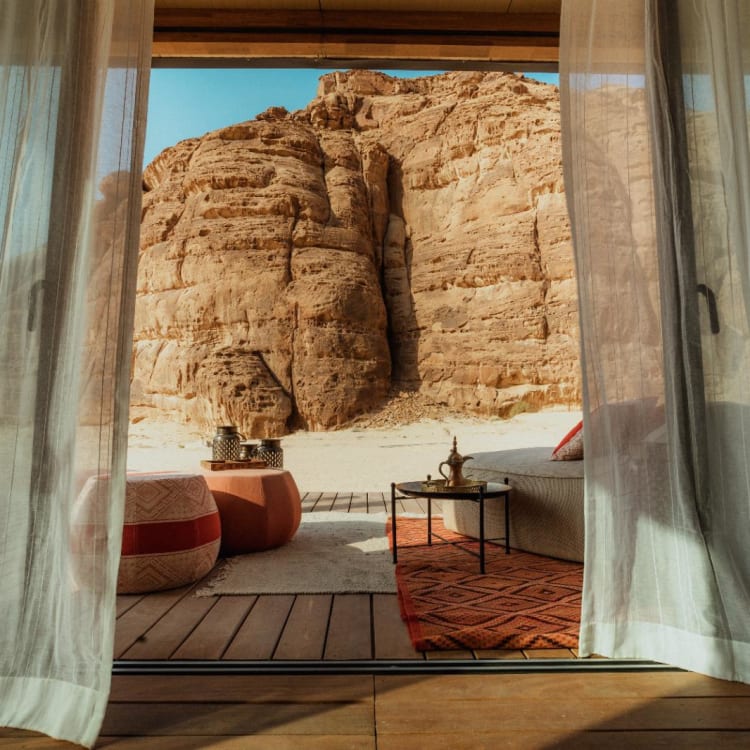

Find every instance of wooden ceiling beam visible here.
[154,9,560,34]
[152,8,560,68]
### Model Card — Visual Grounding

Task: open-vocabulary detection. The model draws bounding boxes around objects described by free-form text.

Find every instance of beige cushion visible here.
[442,447,584,562]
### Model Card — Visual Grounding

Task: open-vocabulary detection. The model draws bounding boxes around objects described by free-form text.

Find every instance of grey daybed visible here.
[442,446,584,563]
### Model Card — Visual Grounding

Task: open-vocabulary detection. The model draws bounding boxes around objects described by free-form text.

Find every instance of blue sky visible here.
[144,69,559,166]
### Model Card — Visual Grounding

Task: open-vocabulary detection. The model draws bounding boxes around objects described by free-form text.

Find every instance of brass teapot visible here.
[438,436,474,487]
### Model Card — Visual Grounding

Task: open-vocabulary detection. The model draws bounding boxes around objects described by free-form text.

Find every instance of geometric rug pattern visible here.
[387,517,583,651]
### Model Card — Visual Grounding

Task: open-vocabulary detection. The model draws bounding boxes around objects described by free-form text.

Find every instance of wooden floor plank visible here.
[300,492,322,512]
[425,650,475,660]
[120,593,216,660]
[396,497,424,514]
[108,674,375,703]
[475,649,527,660]
[113,585,194,659]
[367,492,387,513]
[311,493,337,512]
[324,595,372,660]
[348,493,369,513]
[0,732,84,748]
[116,595,144,618]
[374,696,750,734]
[274,595,332,660]
[222,595,294,659]
[96,736,376,749]
[329,493,352,513]
[171,596,256,660]
[375,731,750,750]
[375,672,750,702]
[372,593,423,660]
[523,648,577,659]
[100,702,374,737]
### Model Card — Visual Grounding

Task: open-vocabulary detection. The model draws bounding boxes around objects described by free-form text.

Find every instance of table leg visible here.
[391,482,397,564]
[427,495,432,546]
[479,486,485,574]
[505,491,511,554]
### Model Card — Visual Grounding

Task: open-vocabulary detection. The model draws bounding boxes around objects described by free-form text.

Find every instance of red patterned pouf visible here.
[117,473,221,594]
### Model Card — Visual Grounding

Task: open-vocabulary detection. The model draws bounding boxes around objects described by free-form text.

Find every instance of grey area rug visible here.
[195,511,397,595]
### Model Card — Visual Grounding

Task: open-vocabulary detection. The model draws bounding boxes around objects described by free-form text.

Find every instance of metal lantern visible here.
[256,438,283,468]
[212,425,242,461]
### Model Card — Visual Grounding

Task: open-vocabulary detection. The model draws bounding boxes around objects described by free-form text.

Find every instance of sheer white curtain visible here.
[561,0,750,682]
[0,1,152,746]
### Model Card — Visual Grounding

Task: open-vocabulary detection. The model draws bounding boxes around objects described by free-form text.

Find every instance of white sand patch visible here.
[127,407,581,493]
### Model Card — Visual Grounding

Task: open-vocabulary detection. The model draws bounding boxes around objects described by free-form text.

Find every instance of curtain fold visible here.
[0,1,153,746]
[561,0,750,682]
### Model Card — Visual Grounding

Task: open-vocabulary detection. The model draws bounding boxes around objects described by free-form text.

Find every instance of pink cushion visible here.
[551,420,584,461]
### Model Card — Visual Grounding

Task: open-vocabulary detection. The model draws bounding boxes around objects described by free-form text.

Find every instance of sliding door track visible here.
[113,658,677,676]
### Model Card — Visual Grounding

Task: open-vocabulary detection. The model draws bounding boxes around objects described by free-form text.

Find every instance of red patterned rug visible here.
[387,517,583,651]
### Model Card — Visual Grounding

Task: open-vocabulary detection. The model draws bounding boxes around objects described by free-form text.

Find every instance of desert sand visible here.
[127,407,582,493]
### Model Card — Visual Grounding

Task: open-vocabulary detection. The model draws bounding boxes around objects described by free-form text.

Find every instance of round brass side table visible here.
[391,480,511,574]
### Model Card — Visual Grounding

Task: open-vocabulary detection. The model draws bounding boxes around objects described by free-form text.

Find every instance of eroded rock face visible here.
[132,70,579,435]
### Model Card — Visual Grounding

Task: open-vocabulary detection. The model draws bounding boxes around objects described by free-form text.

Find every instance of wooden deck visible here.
[5,492,750,747]
[114,491,577,663]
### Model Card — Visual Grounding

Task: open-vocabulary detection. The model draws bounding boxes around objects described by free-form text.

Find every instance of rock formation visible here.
[132,70,579,436]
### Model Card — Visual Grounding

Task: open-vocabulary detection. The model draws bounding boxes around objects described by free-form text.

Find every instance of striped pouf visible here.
[117,473,221,594]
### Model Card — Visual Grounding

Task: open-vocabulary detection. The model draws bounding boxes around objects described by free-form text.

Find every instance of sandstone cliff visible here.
[132,70,579,435]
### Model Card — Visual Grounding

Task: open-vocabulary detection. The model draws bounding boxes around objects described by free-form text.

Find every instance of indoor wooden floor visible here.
[114,491,576,663]
[5,672,750,748]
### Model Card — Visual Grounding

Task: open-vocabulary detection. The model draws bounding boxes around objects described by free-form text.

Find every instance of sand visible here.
[127,407,582,493]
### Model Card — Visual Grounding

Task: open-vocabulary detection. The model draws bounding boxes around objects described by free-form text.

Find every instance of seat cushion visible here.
[443,447,584,562]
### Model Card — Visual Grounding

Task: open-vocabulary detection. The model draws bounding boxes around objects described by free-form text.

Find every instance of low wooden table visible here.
[391,480,511,574]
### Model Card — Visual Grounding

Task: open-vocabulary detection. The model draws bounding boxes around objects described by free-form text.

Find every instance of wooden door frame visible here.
[152,7,560,71]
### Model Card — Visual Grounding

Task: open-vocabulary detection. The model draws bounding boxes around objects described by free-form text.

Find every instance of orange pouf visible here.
[203,468,302,555]
[118,473,221,593]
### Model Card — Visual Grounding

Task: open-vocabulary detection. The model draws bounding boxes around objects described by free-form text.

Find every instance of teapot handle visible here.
[438,461,450,481]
